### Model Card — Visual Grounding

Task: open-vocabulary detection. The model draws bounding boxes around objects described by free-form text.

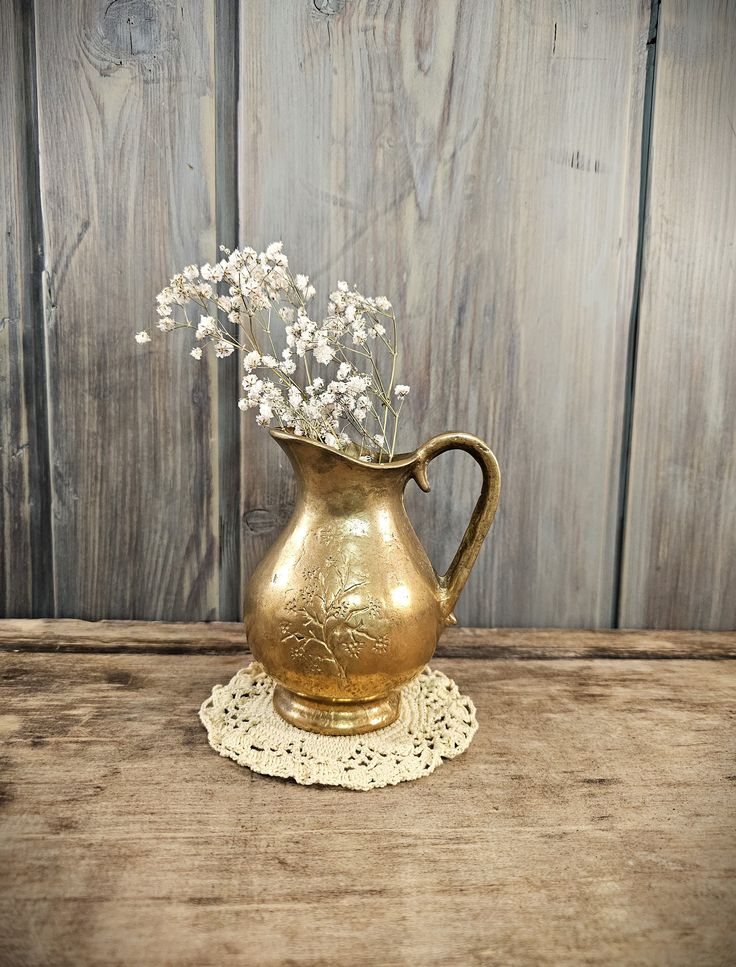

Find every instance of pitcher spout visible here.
[270,429,414,509]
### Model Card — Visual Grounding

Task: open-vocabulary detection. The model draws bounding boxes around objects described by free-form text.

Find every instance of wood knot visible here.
[101,0,171,60]
[243,508,280,535]
[313,0,346,15]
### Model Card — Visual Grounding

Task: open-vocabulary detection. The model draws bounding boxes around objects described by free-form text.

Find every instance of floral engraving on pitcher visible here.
[313,524,339,546]
[280,555,388,687]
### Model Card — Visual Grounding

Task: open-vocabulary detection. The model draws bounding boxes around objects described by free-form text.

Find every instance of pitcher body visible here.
[245,429,500,734]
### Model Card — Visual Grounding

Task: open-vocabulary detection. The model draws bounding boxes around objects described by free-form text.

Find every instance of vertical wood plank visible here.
[619,0,736,629]
[215,1,241,619]
[0,0,53,616]
[238,0,649,626]
[34,0,220,620]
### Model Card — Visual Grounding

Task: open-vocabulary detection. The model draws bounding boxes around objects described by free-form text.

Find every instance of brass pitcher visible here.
[244,429,500,735]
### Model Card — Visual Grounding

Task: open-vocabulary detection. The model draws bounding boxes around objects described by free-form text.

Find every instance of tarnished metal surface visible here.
[245,429,500,733]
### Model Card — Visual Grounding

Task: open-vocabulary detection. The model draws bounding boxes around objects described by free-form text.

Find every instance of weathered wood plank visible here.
[1,651,734,965]
[1,618,735,659]
[237,1,649,627]
[215,1,241,620]
[0,0,53,616]
[619,1,736,629]
[33,0,220,619]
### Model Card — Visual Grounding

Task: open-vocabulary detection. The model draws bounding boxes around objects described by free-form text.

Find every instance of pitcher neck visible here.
[272,430,412,512]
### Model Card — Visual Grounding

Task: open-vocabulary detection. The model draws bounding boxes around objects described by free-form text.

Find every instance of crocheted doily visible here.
[199,662,478,791]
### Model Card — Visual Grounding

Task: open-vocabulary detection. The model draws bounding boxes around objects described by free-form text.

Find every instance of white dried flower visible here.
[147,245,411,460]
[196,315,217,340]
[313,341,335,365]
[214,340,234,358]
[217,295,236,313]
[135,331,151,344]
[346,375,370,395]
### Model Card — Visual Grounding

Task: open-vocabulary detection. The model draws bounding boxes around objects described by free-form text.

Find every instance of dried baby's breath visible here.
[138,243,410,461]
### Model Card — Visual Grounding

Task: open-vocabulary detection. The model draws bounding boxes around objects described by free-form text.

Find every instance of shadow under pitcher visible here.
[244,429,501,735]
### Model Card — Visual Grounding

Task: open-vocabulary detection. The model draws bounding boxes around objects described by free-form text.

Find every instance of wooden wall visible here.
[618,0,736,629]
[1,0,734,630]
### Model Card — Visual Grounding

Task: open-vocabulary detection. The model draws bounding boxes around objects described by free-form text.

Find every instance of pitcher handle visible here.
[409,432,501,621]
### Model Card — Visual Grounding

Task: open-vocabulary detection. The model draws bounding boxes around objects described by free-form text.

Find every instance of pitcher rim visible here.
[270,428,417,471]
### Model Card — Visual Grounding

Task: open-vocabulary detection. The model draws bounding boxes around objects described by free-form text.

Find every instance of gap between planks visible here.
[0,619,734,659]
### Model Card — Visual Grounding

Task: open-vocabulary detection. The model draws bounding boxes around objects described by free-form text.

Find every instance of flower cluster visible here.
[137,243,410,461]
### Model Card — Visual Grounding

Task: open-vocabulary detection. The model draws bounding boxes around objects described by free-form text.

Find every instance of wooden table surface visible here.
[1,620,734,966]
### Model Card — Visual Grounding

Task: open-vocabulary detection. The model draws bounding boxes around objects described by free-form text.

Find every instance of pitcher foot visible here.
[273,685,400,735]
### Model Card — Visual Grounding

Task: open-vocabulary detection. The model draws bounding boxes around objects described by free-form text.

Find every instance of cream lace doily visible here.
[199,662,478,791]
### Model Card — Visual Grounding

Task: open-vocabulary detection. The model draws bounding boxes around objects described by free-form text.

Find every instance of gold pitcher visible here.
[244,429,500,735]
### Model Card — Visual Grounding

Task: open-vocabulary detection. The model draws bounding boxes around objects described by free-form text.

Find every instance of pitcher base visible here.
[273,685,400,735]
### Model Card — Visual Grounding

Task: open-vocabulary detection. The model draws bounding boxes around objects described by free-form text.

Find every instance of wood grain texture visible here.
[619,1,736,629]
[237,0,649,628]
[214,2,241,619]
[0,0,53,616]
[1,648,734,965]
[1,618,735,659]
[33,0,221,620]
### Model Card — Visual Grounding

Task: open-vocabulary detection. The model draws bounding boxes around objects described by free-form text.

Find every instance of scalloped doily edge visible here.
[199,663,478,791]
